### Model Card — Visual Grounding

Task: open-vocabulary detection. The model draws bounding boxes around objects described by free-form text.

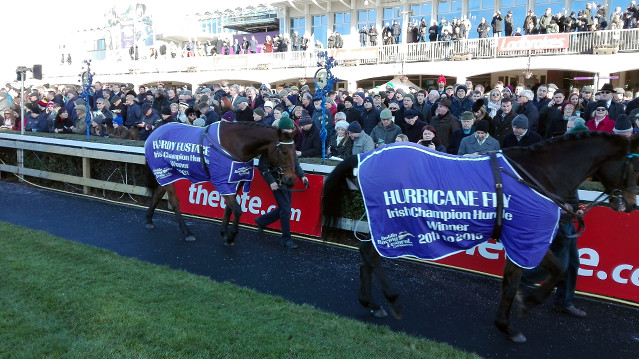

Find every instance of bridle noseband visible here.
[271,141,308,192]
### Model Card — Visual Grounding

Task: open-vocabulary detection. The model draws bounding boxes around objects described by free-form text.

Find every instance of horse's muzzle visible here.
[282,175,296,188]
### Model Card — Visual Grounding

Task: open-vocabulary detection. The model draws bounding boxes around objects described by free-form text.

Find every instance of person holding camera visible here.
[492,10,503,37]
[417,125,447,152]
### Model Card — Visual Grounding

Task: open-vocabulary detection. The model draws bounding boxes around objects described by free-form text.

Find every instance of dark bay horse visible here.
[144,121,298,245]
[322,132,638,343]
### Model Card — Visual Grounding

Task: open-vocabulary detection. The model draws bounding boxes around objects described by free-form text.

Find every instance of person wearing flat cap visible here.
[347,121,375,155]
[370,108,402,147]
[457,119,500,155]
[429,97,460,148]
[255,116,308,249]
[584,83,625,122]
[501,114,543,148]
[235,97,253,122]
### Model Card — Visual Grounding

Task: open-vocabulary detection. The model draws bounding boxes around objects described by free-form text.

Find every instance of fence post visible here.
[82,156,90,194]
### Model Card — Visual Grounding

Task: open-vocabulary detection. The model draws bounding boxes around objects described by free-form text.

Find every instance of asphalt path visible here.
[1,181,638,359]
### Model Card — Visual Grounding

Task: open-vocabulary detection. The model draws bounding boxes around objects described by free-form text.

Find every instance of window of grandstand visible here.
[201,18,225,34]
[468,0,495,38]
[409,3,433,25]
[569,0,591,14]
[533,0,566,19]
[313,15,328,47]
[334,12,351,35]
[382,6,403,42]
[437,0,462,28]
[358,9,377,30]
[291,17,306,37]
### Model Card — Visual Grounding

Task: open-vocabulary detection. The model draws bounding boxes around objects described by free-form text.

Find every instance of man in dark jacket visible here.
[295,114,322,158]
[198,102,220,125]
[516,90,540,133]
[492,98,517,144]
[492,11,503,36]
[343,96,360,124]
[255,116,308,249]
[360,97,381,134]
[429,97,460,148]
[539,90,565,138]
[124,95,142,129]
[501,114,543,148]
[450,85,474,118]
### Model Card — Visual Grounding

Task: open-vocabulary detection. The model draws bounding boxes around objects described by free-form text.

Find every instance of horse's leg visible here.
[221,194,242,246]
[520,250,564,314]
[358,242,384,317]
[145,185,167,229]
[494,259,526,343]
[360,241,403,319]
[165,183,196,242]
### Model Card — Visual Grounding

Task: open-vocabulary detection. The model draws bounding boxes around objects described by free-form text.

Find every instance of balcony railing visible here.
[52,28,639,79]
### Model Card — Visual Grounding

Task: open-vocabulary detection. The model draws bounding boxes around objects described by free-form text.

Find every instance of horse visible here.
[321,132,638,343]
[144,121,298,245]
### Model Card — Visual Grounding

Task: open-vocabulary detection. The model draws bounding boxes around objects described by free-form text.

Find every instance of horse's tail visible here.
[144,161,159,194]
[322,155,359,228]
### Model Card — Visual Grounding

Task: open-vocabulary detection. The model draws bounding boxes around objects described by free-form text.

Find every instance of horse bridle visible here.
[586,153,639,214]
[270,141,308,192]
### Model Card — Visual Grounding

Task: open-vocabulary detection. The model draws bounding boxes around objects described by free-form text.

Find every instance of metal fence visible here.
[65,28,638,78]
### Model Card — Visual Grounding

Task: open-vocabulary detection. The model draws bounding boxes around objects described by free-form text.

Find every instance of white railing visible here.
[48,28,639,79]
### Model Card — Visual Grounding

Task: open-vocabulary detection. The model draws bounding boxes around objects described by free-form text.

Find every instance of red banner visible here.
[497,33,569,52]
[174,171,323,237]
[436,206,639,303]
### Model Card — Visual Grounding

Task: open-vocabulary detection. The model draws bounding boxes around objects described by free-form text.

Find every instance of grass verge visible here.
[0,222,482,359]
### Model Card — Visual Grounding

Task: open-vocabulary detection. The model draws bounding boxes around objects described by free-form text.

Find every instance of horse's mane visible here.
[227,120,277,131]
[503,131,624,154]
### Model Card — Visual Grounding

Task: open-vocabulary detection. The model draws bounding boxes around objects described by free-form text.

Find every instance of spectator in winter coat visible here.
[458,120,500,155]
[370,109,402,147]
[296,114,322,158]
[429,97,460,148]
[347,121,374,155]
[501,114,543,148]
[360,97,381,134]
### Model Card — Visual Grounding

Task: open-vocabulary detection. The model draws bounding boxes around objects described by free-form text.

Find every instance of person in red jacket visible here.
[585,106,615,133]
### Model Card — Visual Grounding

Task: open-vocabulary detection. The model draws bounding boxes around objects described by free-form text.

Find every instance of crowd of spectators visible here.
[2,75,637,158]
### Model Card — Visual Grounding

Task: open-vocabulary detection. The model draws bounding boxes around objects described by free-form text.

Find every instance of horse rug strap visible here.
[489,151,504,240]
[145,122,254,195]
[357,143,561,269]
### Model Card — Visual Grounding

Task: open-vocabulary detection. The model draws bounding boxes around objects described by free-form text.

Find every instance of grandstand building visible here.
[40,0,638,93]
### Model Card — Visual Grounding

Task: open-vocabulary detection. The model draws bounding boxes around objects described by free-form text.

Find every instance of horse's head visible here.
[271,127,299,187]
[593,136,638,212]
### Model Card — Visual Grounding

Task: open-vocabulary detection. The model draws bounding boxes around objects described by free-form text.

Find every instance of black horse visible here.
[322,132,638,343]
[144,121,298,245]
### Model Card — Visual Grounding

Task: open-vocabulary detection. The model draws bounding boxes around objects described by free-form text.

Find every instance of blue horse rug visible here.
[357,142,561,269]
[145,122,254,195]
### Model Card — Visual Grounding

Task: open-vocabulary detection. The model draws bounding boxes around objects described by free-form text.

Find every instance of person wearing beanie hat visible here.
[613,114,633,137]
[437,75,447,93]
[253,107,265,122]
[429,96,459,148]
[502,114,543,148]
[371,107,402,147]
[457,119,500,155]
[451,85,473,118]
[344,96,354,105]
[296,113,321,158]
[360,94,381,134]
[347,120,374,155]
[221,111,236,122]
[255,110,308,249]
[328,118,351,159]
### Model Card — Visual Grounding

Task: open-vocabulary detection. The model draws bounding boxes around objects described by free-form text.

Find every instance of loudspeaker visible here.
[32,64,42,80]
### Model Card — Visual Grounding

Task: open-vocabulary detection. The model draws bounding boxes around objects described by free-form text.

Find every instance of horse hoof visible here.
[372,308,387,318]
[510,333,527,343]
[145,223,155,229]
[224,240,235,247]
[184,235,196,242]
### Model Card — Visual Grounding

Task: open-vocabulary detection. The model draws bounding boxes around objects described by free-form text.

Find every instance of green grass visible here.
[0,222,482,359]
